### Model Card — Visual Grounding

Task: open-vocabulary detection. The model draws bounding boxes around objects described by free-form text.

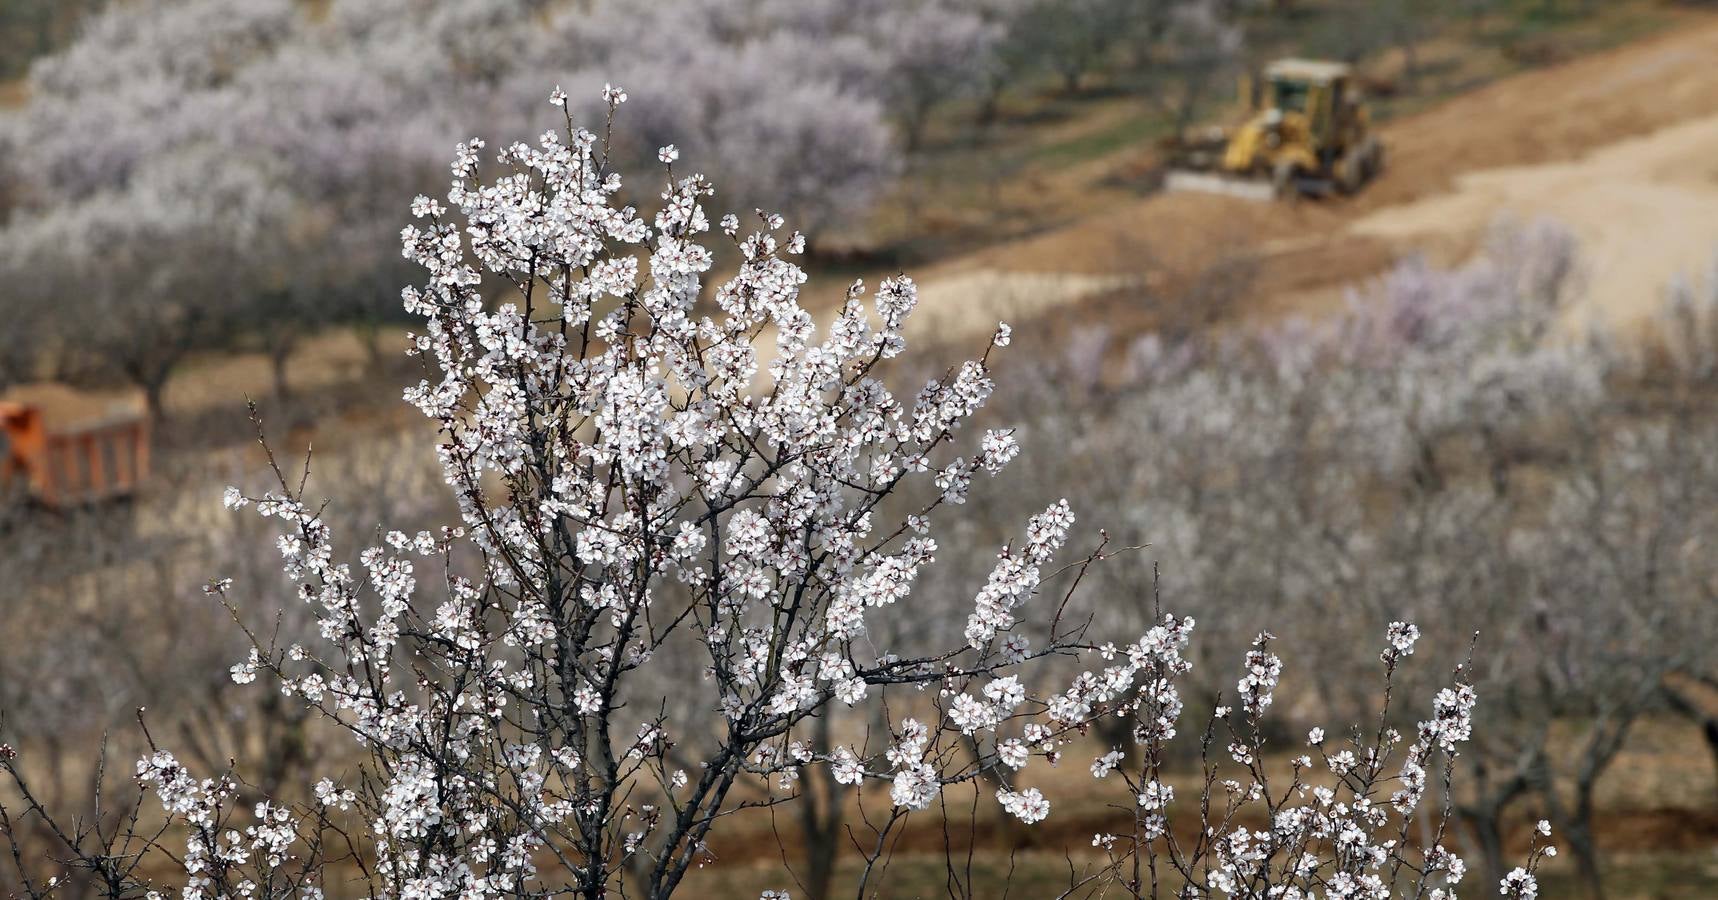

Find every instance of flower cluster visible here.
[135,750,313,899]
[0,88,1548,900]
[1074,622,1548,899]
[185,86,1095,898]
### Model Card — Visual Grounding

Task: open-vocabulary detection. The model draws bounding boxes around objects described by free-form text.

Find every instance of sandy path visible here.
[905,271,1141,344]
[1351,111,1718,328]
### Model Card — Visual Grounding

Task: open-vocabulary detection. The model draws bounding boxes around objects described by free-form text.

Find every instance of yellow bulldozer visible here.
[1164,58,1384,201]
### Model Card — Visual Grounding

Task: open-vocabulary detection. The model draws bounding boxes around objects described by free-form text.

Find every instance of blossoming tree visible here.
[0,89,1550,900]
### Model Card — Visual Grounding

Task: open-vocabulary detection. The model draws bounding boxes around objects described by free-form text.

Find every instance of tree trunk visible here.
[798,714,842,900]
[1092,715,1136,766]
[270,343,293,402]
[1659,673,1718,803]
[1534,755,1610,900]
[1398,33,1420,93]
[123,353,178,424]
[1464,807,1508,894]
[256,695,309,797]
[1703,718,1718,805]
[142,376,167,423]
[1459,757,1532,889]
[901,99,935,155]
[802,811,837,900]
[976,82,1003,127]
[353,319,388,370]
[1561,817,1605,900]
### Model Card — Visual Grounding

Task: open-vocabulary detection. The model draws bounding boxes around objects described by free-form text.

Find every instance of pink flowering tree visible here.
[0,90,1551,900]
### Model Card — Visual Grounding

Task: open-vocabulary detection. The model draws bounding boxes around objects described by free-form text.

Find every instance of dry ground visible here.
[669,717,1718,899]
[903,7,1718,345]
[11,8,1718,897]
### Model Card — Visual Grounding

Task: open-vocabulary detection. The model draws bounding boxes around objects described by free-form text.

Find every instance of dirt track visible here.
[1354,107,1718,329]
[910,9,1718,342]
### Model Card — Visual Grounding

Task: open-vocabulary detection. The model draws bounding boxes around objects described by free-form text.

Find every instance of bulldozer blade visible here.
[1162,170,1277,202]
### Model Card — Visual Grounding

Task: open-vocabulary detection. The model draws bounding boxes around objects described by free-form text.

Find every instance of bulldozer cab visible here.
[1268,75,1312,115]
[1262,59,1355,153]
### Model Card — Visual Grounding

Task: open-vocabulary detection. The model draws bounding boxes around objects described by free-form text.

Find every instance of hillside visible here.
[906,7,1718,344]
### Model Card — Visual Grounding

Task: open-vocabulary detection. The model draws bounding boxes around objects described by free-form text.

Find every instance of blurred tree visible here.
[0,0,107,80]
[953,225,1718,897]
[1,151,292,418]
[518,0,903,245]
[1137,0,1247,141]
[869,0,1004,151]
[1011,0,1137,93]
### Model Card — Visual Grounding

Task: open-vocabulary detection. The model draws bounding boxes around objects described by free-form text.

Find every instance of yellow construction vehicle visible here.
[1164,58,1384,201]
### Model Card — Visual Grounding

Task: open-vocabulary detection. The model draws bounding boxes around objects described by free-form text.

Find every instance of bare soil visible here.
[905,8,1718,343]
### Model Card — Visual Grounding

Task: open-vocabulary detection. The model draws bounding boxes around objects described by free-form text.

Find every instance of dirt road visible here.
[1353,108,1718,329]
[909,9,1718,343]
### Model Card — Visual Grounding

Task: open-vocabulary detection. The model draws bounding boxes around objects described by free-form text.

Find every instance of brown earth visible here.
[684,715,1718,898]
[907,8,1718,344]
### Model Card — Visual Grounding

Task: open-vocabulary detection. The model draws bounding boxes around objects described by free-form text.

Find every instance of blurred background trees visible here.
[0,0,1271,410]
[4,1,1716,897]
[936,224,1718,896]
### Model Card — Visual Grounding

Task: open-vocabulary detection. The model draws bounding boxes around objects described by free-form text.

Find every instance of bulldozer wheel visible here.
[1362,139,1385,179]
[1336,151,1365,194]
